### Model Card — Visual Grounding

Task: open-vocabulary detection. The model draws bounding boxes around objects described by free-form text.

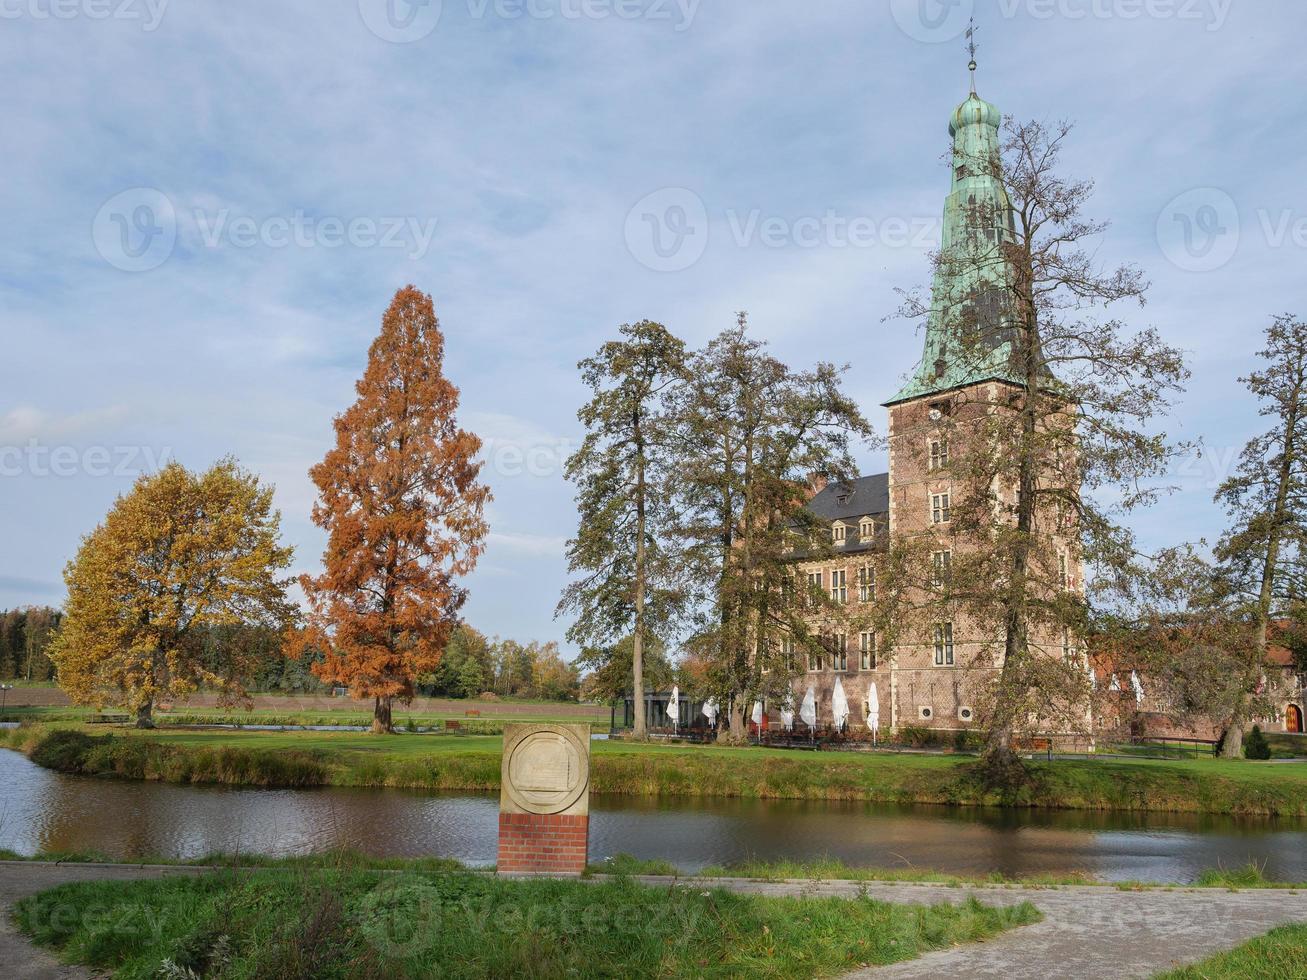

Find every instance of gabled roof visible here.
[807,474,889,522]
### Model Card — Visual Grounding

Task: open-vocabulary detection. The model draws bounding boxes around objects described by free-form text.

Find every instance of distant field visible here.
[2,687,609,720]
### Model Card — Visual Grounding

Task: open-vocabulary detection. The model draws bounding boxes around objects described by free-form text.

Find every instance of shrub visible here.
[1246,726,1272,760]
[29,730,98,772]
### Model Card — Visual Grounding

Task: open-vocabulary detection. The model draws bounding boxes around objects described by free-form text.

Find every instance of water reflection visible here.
[3,749,1305,882]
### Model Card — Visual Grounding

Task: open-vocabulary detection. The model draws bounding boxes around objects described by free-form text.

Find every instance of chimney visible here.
[805,471,829,500]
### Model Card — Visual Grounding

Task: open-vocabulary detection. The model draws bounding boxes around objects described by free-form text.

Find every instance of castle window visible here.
[860,517,876,539]
[781,637,795,672]
[805,570,823,610]
[934,623,955,666]
[931,492,951,525]
[808,647,824,672]
[1062,630,1073,663]
[860,632,877,670]
[830,633,849,672]
[833,522,847,545]
[1059,553,1070,590]
[929,438,949,471]
[858,565,876,603]
[830,569,847,605]
[931,550,952,588]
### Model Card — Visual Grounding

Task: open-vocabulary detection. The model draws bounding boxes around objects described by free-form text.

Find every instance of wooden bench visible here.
[88,713,131,725]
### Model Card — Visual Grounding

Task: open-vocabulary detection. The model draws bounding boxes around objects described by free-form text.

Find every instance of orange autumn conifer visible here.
[294,286,491,732]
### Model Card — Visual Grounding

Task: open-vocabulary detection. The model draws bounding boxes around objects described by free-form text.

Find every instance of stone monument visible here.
[497,723,590,875]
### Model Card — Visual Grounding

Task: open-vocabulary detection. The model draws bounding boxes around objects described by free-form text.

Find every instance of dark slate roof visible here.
[807,474,889,522]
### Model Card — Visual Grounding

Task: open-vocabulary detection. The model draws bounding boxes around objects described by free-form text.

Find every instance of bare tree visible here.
[1210,314,1307,756]
[894,113,1190,776]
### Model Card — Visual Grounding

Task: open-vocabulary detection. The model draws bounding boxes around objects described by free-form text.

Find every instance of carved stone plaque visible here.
[500,723,590,816]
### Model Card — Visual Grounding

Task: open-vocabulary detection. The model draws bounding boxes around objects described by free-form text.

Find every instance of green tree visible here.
[671,315,872,741]
[558,320,689,738]
[532,644,581,701]
[578,634,676,704]
[50,460,295,727]
[1210,314,1307,756]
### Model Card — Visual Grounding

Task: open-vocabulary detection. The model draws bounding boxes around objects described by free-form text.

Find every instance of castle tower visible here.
[882,74,1083,736]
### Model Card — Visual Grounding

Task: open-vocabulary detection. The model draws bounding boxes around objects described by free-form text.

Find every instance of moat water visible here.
[3,748,1306,882]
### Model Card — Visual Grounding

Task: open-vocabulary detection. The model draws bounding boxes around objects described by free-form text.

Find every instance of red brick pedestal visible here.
[497,812,589,875]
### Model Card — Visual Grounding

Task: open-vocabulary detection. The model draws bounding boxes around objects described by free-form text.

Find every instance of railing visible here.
[1051,735,1218,761]
[610,726,1225,760]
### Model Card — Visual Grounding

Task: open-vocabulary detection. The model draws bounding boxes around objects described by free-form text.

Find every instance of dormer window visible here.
[859,518,875,540]
[832,522,848,545]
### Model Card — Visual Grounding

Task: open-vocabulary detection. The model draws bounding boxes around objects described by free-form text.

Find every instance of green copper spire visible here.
[887,71,1021,406]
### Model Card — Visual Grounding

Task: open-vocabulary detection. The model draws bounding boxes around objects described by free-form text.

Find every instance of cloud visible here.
[0,406,131,444]
[1,1,1303,651]
[487,531,570,558]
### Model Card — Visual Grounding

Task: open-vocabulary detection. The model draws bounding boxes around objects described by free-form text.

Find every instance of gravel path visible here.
[4,863,1307,979]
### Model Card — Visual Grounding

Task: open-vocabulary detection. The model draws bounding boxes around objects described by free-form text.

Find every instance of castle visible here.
[783,79,1084,736]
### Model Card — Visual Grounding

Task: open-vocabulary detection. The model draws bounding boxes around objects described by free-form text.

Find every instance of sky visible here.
[1,0,1304,655]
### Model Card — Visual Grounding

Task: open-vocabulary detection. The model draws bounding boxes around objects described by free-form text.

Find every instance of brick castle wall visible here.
[497,812,589,875]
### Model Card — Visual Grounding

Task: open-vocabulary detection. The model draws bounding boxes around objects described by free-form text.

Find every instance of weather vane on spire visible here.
[966,16,979,93]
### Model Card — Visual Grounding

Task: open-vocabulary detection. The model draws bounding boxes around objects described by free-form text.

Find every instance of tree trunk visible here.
[373,695,393,734]
[727,700,747,744]
[135,700,155,729]
[632,432,648,741]
[1220,706,1246,759]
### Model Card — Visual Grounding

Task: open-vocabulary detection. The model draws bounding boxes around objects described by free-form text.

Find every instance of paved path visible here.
[621,875,1307,979]
[4,864,1307,979]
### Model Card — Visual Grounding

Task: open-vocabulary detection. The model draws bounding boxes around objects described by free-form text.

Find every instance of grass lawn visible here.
[1154,923,1307,978]
[13,869,1039,979]
[7,724,1307,814]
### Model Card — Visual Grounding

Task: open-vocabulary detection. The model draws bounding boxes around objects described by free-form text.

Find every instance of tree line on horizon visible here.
[0,607,61,682]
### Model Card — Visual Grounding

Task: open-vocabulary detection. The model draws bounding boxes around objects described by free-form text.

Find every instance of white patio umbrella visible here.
[832,677,849,732]
[1109,673,1121,692]
[667,685,680,728]
[1130,670,1145,706]
[751,701,764,726]
[779,696,795,731]
[864,682,880,745]
[702,698,719,727]
[799,685,818,732]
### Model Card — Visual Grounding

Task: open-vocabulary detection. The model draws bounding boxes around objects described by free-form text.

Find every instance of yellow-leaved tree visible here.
[50,459,295,727]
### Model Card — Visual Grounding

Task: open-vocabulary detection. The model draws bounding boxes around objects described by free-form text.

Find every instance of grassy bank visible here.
[7,724,1307,815]
[1155,923,1307,978]
[14,869,1039,979]
[5,848,1303,892]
